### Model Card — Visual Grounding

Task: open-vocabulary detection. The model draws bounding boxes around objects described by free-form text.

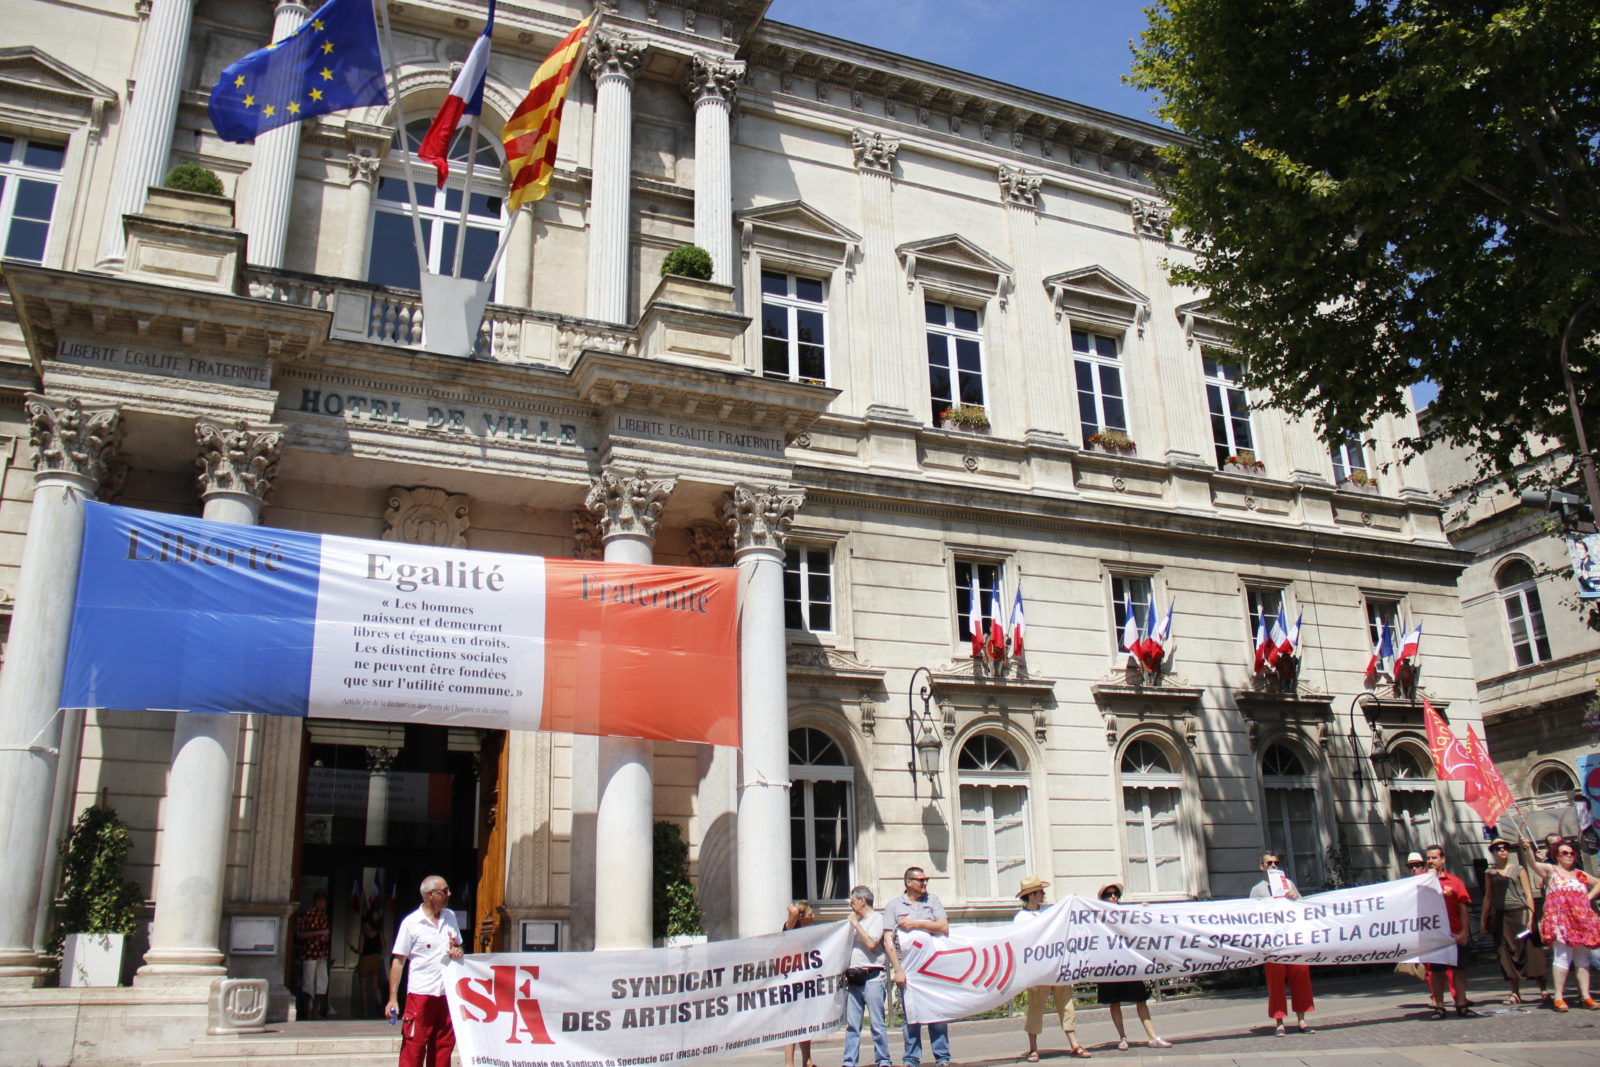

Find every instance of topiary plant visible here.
[162,163,225,197]
[50,803,143,956]
[660,244,713,281]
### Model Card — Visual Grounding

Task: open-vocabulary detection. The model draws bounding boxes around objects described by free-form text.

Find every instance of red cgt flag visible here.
[1423,700,1497,824]
[1463,725,1515,827]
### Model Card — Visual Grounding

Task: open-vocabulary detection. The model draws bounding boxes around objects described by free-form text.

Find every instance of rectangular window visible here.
[926,301,986,424]
[1331,436,1368,483]
[761,271,827,385]
[1503,587,1552,667]
[1264,786,1320,888]
[1366,598,1401,650]
[1246,587,1285,643]
[1203,350,1254,467]
[0,134,66,264]
[960,783,1028,900]
[1110,574,1153,646]
[1073,329,1128,443]
[790,777,852,901]
[783,546,833,632]
[1122,786,1184,894]
[956,559,1002,647]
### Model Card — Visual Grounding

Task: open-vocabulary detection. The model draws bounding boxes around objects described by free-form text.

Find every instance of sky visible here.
[767,0,1164,125]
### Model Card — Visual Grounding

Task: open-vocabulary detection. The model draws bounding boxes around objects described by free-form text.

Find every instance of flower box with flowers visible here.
[1224,449,1265,474]
[1338,471,1378,493]
[1085,429,1137,455]
[938,405,991,433]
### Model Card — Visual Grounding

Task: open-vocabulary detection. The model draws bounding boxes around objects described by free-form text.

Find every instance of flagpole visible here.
[451,116,481,278]
[374,0,430,283]
[480,205,522,280]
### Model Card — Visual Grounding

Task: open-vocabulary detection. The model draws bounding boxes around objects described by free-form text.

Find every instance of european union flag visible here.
[208,0,387,144]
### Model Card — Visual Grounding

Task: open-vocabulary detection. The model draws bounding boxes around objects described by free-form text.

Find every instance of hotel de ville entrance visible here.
[295,720,506,1017]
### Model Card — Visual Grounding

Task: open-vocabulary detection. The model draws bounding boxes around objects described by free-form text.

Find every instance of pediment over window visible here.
[1176,298,1233,349]
[0,46,116,137]
[898,234,1013,306]
[738,200,861,277]
[1044,266,1150,334]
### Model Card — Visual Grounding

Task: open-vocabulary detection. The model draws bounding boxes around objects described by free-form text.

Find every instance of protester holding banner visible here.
[1520,837,1600,1011]
[1481,838,1547,1006]
[1092,884,1170,1050]
[884,867,952,1067]
[1248,852,1314,1035]
[388,875,465,1067]
[1014,876,1090,1059]
[783,902,819,1067]
[842,886,900,1067]
[1423,846,1481,1019]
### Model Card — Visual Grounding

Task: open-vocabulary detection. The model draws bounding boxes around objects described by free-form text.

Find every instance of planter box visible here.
[1339,479,1378,493]
[1224,462,1266,476]
[939,420,990,434]
[61,932,125,987]
[1087,442,1137,456]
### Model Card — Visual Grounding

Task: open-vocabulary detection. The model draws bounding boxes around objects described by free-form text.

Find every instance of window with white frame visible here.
[1496,559,1552,668]
[958,734,1029,901]
[1120,738,1187,894]
[1330,435,1368,484]
[0,134,65,264]
[956,559,1003,649]
[761,271,827,384]
[1110,574,1153,648]
[1386,742,1435,861]
[368,119,505,294]
[1073,329,1128,444]
[789,727,853,901]
[1365,598,1402,651]
[784,546,833,632]
[1262,744,1321,887]
[926,301,986,425]
[1203,350,1254,467]
[1246,587,1285,645]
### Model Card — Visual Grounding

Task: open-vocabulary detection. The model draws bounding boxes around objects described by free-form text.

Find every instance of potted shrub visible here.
[1224,449,1265,473]
[54,803,143,987]
[1086,428,1137,455]
[652,821,705,947]
[144,163,234,227]
[938,404,991,432]
[162,163,225,197]
[659,245,714,281]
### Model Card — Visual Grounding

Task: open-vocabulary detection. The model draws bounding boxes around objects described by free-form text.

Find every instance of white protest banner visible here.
[900,876,1455,1024]
[446,923,852,1067]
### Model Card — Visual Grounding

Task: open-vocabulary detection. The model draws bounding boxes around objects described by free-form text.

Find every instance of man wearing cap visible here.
[387,874,465,1067]
[884,866,951,1067]
[1249,851,1313,1035]
[1016,876,1090,1059]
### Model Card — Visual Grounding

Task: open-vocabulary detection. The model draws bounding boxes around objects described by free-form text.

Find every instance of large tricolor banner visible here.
[446,923,852,1067]
[59,503,739,745]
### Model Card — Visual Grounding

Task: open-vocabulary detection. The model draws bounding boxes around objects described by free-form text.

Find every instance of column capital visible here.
[24,394,121,489]
[851,128,899,173]
[272,0,311,17]
[683,53,743,105]
[195,418,283,503]
[586,33,644,85]
[365,745,398,773]
[999,164,1042,208]
[1131,198,1173,241]
[347,150,381,185]
[586,467,676,542]
[724,484,804,555]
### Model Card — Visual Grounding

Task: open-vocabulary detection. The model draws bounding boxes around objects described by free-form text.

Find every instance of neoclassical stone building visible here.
[0,0,1489,1059]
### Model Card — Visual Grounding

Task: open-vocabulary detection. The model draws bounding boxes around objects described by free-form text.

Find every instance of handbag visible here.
[845,966,882,985]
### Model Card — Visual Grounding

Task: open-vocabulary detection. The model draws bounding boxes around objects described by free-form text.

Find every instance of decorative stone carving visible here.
[1032,700,1048,742]
[998,164,1042,207]
[851,129,899,172]
[858,693,876,737]
[586,468,675,541]
[585,34,644,83]
[686,521,735,567]
[1130,198,1173,240]
[195,419,282,502]
[683,9,695,33]
[365,745,398,773]
[347,151,381,185]
[683,53,742,104]
[207,977,269,1035]
[725,484,804,553]
[24,394,121,488]
[383,487,470,547]
[645,0,658,19]
[572,508,602,560]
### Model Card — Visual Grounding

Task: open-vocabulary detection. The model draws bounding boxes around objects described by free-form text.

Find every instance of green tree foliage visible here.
[660,245,714,280]
[651,820,704,939]
[52,804,143,954]
[162,163,225,197]
[1129,1,1600,485]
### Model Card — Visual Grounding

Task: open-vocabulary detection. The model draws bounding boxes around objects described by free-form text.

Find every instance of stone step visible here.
[141,1028,435,1066]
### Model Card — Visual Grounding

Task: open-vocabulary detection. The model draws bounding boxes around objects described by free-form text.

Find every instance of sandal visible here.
[1553,999,1570,1013]
[1456,1005,1482,1018]
[1427,1005,1447,1020]
[1115,1040,1128,1051]
[1069,1050,1092,1059]
[1298,1024,1315,1034]
[1273,1024,1286,1037]
[1504,994,1522,1005]
[1149,1038,1172,1048]
[1025,1054,1040,1063]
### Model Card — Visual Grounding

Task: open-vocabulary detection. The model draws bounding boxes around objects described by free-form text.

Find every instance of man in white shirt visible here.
[843,885,902,1067]
[387,874,465,1067]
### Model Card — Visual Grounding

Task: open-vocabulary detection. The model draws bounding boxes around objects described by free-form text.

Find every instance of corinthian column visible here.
[98,0,200,268]
[585,34,645,324]
[0,396,120,983]
[725,484,803,936]
[137,418,281,984]
[585,467,676,948]
[682,54,742,286]
[852,130,906,414]
[342,151,382,279]
[238,0,311,268]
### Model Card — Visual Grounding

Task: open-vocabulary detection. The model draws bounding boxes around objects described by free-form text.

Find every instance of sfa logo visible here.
[455,965,555,1044]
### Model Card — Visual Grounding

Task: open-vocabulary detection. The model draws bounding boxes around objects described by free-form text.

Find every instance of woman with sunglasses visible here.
[1481,838,1547,1006]
[1519,837,1600,1011]
[1094,884,1171,1051]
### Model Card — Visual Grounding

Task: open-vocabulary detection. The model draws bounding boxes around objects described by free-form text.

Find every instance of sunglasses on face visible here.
[1558,849,1576,857]
[1491,845,1509,852]
[1102,892,1121,900]
[1408,862,1426,869]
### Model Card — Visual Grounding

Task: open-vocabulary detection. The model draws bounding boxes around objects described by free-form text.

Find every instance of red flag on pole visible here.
[1423,700,1495,822]
[1463,726,1515,827]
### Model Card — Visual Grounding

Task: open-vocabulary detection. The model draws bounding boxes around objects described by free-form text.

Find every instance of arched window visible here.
[1120,738,1186,894]
[1261,743,1321,887]
[1532,764,1576,804]
[1496,559,1552,667]
[1387,741,1435,861]
[368,120,506,295]
[958,733,1029,901]
[788,727,852,901]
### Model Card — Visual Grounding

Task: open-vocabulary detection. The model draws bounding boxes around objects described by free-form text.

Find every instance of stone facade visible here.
[0,1,1489,1062]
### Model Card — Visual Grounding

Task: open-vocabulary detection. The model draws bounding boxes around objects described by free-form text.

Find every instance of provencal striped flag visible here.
[501,16,591,212]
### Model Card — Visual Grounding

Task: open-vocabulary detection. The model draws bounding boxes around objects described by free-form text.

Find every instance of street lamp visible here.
[1346,692,1378,791]
[906,666,943,798]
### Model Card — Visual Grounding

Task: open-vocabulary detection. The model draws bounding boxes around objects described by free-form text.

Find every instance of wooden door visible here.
[473,731,510,951]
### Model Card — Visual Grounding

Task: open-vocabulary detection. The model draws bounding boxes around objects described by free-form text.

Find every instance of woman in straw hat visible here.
[1015,875,1090,1059]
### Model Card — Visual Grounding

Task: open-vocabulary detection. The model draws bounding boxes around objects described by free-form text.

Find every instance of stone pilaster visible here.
[725,484,803,936]
[98,0,200,267]
[999,165,1058,436]
[238,0,311,269]
[852,130,905,415]
[585,35,645,324]
[0,396,120,983]
[683,54,743,286]
[584,466,675,949]
[342,151,382,280]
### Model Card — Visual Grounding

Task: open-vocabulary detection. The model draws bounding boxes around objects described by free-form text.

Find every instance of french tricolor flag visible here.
[418,1,497,187]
